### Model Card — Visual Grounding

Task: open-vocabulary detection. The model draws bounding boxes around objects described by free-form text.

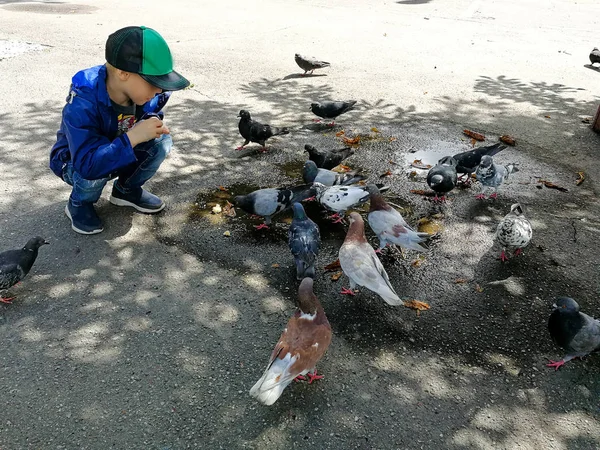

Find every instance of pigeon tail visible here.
[249,356,296,406]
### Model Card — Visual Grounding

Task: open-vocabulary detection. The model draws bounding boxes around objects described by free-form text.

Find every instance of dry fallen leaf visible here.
[335,130,345,137]
[389,160,398,165]
[499,135,516,146]
[539,179,568,192]
[544,115,551,119]
[358,180,367,186]
[475,284,484,293]
[582,117,592,124]
[324,259,341,271]
[403,300,430,311]
[371,127,380,133]
[271,263,280,268]
[342,136,361,145]
[463,129,485,141]
[332,164,352,173]
[417,217,443,235]
[410,189,436,196]
[576,171,585,186]
[470,138,477,147]
[380,170,393,178]
[411,258,424,267]
[411,160,432,170]
[388,137,397,142]
[218,186,228,191]
[222,200,236,217]
[454,278,468,284]
[331,271,343,281]
[223,231,231,237]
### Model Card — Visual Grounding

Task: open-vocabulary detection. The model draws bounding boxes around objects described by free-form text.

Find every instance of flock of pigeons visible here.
[1,54,598,408]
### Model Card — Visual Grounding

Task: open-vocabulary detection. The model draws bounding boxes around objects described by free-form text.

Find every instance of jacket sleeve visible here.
[62,94,137,180]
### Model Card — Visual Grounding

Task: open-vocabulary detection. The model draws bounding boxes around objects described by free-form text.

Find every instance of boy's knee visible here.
[138,134,172,161]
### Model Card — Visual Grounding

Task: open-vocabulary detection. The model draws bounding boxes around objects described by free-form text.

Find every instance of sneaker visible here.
[65,200,104,235]
[109,185,165,213]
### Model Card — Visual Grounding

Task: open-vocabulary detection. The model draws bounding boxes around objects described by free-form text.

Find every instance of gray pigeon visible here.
[338,212,405,305]
[295,53,330,75]
[475,155,518,199]
[495,203,532,262]
[313,183,389,223]
[288,203,320,280]
[590,48,600,65]
[302,160,364,186]
[366,185,429,252]
[547,297,600,370]
[0,236,49,303]
[234,184,316,230]
[304,144,354,170]
[426,156,458,202]
[310,100,357,126]
[453,143,506,183]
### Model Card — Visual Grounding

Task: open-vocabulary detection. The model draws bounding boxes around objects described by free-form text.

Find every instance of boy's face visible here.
[123,73,162,106]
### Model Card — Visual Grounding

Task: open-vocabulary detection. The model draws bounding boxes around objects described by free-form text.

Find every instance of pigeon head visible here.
[479,155,493,168]
[366,184,380,196]
[304,144,318,154]
[310,103,320,112]
[345,212,367,243]
[291,202,308,220]
[438,156,457,167]
[594,47,599,51]
[233,194,252,211]
[367,184,390,212]
[297,277,320,315]
[553,297,579,312]
[302,160,319,183]
[237,110,251,120]
[25,236,50,250]
[510,203,524,216]
[311,182,328,198]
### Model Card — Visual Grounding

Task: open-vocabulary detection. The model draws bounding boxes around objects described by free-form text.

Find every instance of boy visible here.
[50,26,189,235]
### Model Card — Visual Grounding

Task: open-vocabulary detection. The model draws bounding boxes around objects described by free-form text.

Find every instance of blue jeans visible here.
[62,134,172,206]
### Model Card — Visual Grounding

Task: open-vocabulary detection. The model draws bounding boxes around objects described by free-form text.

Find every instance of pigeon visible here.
[313,183,389,223]
[234,184,316,230]
[249,277,332,405]
[0,236,49,303]
[295,53,330,75]
[366,184,429,252]
[338,212,408,305]
[310,100,357,126]
[475,155,518,200]
[452,143,506,183]
[304,144,354,170]
[237,110,289,151]
[495,203,532,262]
[547,297,600,371]
[590,48,600,65]
[426,156,458,202]
[288,203,321,280]
[302,160,365,186]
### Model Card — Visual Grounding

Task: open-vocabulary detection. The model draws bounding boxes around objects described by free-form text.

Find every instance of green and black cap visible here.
[105,26,189,91]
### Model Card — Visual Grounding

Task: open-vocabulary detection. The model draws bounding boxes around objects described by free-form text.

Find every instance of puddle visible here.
[188,184,416,244]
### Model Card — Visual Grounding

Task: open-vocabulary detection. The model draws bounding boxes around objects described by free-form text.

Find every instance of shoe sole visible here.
[109,196,165,214]
[64,205,104,235]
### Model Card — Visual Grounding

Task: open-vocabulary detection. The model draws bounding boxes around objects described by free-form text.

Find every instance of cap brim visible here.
[140,70,190,91]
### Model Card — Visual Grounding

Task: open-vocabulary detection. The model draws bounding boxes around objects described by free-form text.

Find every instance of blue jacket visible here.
[50,65,170,180]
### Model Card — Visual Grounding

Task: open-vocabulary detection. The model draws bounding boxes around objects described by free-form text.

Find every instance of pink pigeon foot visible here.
[499,250,509,262]
[489,193,498,200]
[475,194,486,200]
[327,121,335,127]
[546,359,566,371]
[432,195,446,203]
[306,370,324,384]
[375,248,382,254]
[235,146,245,151]
[258,147,268,153]
[0,296,15,304]
[514,248,523,257]
[340,287,356,296]
[332,216,344,224]
[254,223,269,230]
[294,375,306,382]
[312,119,322,123]
[304,196,316,202]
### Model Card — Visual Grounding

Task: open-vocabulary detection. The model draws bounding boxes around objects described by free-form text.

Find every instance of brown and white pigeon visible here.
[295,53,330,75]
[0,236,49,303]
[338,212,405,304]
[249,277,332,406]
[547,297,600,370]
[495,203,532,262]
[366,185,429,252]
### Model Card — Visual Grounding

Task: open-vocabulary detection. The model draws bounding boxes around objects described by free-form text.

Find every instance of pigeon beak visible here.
[43,240,50,245]
[552,303,557,309]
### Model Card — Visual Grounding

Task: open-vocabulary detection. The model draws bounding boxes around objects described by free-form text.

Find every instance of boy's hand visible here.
[126,117,170,147]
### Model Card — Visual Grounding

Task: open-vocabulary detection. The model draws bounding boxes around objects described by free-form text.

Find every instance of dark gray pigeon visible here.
[547,297,600,370]
[0,236,49,304]
[590,48,600,65]
[453,143,506,183]
[310,100,357,126]
[237,110,289,151]
[302,160,364,186]
[475,155,518,200]
[234,184,316,230]
[304,144,354,170]
[426,156,458,202]
[495,203,532,262]
[288,203,321,280]
[295,53,330,75]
